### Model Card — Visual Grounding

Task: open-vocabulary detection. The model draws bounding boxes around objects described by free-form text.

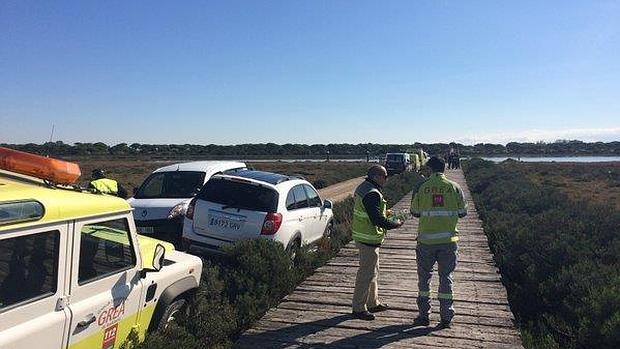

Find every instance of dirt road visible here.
[318,176,364,203]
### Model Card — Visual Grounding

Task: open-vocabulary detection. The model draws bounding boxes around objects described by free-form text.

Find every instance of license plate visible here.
[208,215,244,230]
[138,226,154,234]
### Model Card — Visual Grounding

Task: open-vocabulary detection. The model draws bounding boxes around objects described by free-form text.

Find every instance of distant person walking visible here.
[89,169,128,198]
[410,156,467,328]
[351,165,403,320]
[451,150,460,169]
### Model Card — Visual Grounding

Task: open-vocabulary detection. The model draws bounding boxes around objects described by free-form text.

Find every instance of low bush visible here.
[135,171,423,349]
[463,158,620,349]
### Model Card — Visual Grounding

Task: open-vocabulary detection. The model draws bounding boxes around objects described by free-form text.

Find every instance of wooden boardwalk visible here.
[236,169,523,348]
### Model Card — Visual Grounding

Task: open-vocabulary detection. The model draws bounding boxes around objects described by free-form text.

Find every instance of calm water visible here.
[481,156,620,163]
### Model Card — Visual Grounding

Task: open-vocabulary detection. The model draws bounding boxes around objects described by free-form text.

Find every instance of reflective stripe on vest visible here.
[418,231,457,243]
[418,290,430,297]
[437,293,453,300]
[419,210,459,217]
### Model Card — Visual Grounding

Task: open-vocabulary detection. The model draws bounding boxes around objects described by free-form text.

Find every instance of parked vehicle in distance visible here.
[182,170,334,260]
[384,152,412,175]
[0,147,202,349]
[127,161,246,242]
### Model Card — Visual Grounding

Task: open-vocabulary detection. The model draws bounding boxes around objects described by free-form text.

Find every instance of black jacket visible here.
[361,178,400,231]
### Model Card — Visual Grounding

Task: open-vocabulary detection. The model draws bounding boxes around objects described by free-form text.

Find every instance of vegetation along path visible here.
[235,169,523,348]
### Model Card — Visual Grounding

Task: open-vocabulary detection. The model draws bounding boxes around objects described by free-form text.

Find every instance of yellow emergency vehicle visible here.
[0,147,203,349]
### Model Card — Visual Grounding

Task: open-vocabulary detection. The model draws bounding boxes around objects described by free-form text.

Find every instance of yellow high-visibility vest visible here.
[352,181,387,245]
[411,173,467,245]
[90,178,119,195]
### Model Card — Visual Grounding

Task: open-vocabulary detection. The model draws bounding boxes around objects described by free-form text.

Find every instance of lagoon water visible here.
[154,156,620,163]
[481,156,620,163]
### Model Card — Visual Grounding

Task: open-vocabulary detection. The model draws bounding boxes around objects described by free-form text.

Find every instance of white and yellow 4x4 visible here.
[0,148,202,349]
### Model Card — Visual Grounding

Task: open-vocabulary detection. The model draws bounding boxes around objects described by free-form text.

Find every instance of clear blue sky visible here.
[1,1,619,145]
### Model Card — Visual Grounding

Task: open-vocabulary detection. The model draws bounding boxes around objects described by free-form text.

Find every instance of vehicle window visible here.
[303,185,322,207]
[386,154,404,161]
[135,171,206,199]
[79,218,136,285]
[222,167,247,175]
[198,178,278,212]
[286,190,296,210]
[0,231,59,310]
[0,201,44,226]
[292,185,308,209]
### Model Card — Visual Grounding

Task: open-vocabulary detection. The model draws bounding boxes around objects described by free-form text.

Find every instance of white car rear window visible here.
[198,178,278,212]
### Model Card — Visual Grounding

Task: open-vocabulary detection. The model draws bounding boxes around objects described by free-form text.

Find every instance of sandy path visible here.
[318,176,365,203]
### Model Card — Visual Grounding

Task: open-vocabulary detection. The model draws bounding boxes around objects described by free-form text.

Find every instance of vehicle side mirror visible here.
[323,200,333,209]
[141,244,166,278]
[152,244,166,271]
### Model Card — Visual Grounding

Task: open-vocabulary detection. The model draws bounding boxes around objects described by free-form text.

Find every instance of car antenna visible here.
[49,124,55,144]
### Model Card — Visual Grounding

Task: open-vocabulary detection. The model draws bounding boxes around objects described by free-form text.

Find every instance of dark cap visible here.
[426,156,446,173]
[92,169,105,179]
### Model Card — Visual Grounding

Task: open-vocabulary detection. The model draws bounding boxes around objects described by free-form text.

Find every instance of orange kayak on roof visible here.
[0,147,81,185]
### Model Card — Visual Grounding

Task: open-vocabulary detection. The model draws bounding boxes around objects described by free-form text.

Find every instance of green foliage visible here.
[219,240,299,331]
[3,140,618,158]
[383,171,424,205]
[463,158,620,349]
[312,178,328,189]
[134,169,421,349]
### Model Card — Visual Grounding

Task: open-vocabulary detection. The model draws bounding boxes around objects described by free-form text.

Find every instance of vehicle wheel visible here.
[157,298,187,330]
[286,239,301,264]
[323,221,334,240]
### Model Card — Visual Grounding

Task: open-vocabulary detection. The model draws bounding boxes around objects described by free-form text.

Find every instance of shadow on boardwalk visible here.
[237,314,441,348]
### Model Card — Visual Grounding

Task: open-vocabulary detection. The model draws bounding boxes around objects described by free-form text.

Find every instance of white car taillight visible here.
[185,197,198,220]
[260,213,283,235]
[168,202,189,219]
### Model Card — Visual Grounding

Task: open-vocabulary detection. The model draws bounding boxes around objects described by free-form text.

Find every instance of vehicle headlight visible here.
[168,202,189,219]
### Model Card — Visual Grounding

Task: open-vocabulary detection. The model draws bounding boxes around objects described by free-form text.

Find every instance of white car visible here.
[182,170,334,259]
[127,161,246,240]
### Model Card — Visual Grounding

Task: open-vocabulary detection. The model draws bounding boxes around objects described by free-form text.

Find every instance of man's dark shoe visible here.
[352,311,376,321]
[412,317,430,326]
[437,320,452,329]
[368,303,389,313]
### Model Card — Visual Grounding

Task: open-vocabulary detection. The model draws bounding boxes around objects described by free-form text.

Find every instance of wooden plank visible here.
[235,169,523,348]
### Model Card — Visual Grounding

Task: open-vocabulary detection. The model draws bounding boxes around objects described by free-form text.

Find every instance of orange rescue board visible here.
[0,147,81,185]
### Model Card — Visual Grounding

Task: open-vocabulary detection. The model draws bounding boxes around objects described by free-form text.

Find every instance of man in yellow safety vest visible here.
[351,165,404,321]
[89,169,128,198]
[410,156,467,328]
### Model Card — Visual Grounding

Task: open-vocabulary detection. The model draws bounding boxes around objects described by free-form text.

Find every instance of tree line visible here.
[2,140,619,158]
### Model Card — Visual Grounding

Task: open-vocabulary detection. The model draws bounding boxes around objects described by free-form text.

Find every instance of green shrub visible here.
[219,239,299,331]
[312,178,328,189]
[463,159,620,349]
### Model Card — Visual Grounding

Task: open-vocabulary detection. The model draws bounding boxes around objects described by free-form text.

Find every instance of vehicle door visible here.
[67,214,143,349]
[286,185,312,244]
[302,184,326,242]
[0,221,70,349]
